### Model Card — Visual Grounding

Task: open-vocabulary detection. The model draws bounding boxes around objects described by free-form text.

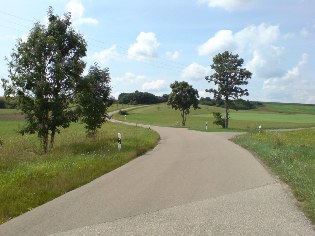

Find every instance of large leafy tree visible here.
[1,7,87,152]
[205,51,252,128]
[77,64,113,137]
[168,81,199,126]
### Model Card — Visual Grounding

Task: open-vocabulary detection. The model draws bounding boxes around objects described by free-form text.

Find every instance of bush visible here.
[119,110,128,115]
[212,112,225,128]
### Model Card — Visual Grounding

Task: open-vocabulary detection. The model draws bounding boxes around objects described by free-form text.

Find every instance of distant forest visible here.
[199,97,263,110]
[118,91,168,104]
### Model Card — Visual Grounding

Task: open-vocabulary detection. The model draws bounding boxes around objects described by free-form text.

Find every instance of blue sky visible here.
[0,0,314,103]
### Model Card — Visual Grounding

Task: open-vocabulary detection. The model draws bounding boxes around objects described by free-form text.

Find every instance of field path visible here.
[0,125,313,235]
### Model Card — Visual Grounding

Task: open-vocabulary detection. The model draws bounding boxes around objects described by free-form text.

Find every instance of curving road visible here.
[0,125,313,235]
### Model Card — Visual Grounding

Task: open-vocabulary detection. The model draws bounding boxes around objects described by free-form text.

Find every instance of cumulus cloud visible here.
[198,30,235,56]
[91,45,119,66]
[199,0,255,11]
[263,53,315,103]
[198,90,210,98]
[142,80,166,91]
[114,72,146,84]
[198,23,280,57]
[66,0,98,25]
[181,63,210,80]
[198,23,285,81]
[128,32,160,61]
[197,23,315,103]
[166,51,180,60]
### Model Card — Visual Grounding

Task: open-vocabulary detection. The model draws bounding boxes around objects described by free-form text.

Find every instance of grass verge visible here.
[233,129,315,224]
[0,121,159,224]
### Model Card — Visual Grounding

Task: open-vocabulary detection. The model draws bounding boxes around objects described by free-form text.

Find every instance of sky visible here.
[0,0,314,104]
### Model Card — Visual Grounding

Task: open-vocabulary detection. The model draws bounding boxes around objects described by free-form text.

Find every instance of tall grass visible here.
[233,129,315,223]
[0,121,159,224]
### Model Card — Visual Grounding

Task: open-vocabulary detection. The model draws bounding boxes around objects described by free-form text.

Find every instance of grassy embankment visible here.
[0,106,159,224]
[234,129,315,224]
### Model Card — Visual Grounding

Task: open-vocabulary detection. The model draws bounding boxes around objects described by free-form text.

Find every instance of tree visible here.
[77,64,112,137]
[205,51,252,128]
[1,7,87,152]
[168,81,199,126]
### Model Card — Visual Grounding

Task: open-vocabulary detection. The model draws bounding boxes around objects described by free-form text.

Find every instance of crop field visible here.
[113,103,315,131]
[0,108,159,224]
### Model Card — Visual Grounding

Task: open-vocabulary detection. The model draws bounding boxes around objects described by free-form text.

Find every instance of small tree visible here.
[205,51,252,128]
[1,7,87,152]
[77,64,112,137]
[168,81,199,126]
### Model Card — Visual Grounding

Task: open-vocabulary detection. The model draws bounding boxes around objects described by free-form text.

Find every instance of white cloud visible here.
[199,23,285,80]
[114,72,146,84]
[263,53,315,103]
[199,0,255,11]
[300,27,309,37]
[198,90,210,98]
[198,23,280,57]
[181,63,210,80]
[235,24,280,52]
[128,32,160,61]
[166,51,180,60]
[66,0,98,26]
[142,80,166,91]
[91,45,119,66]
[198,30,235,56]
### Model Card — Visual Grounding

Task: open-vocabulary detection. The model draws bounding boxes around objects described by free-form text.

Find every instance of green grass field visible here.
[0,109,159,224]
[113,103,315,131]
[234,129,315,224]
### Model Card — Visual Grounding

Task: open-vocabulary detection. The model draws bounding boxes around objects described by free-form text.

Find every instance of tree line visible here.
[118,91,168,104]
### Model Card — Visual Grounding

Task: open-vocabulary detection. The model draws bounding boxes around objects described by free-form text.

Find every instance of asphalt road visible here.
[0,125,313,235]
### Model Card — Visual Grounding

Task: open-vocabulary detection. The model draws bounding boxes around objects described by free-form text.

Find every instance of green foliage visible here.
[0,97,6,109]
[77,64,112,137]
[167,81,199,126]
[199,97,262,110]
[212,112,225,128]
[118,91,167,104]
[234,129,315,223]
[1,7,87,152]
[119,110,128,115]
[205,51,252,128]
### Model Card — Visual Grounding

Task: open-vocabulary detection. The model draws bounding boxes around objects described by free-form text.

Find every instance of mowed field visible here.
[113,102,315,131]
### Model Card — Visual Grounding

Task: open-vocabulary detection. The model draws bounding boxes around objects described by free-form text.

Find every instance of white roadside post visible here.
[118,132,122,150]
[206,121,208,131]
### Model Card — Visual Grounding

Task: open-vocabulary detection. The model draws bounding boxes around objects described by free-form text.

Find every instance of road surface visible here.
[0,125,313,235]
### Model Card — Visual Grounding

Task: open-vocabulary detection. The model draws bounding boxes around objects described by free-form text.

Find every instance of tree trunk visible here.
[181,110,186,126]
[224,98,229,129]
[41,131,49,153]
[50,128,55,150]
